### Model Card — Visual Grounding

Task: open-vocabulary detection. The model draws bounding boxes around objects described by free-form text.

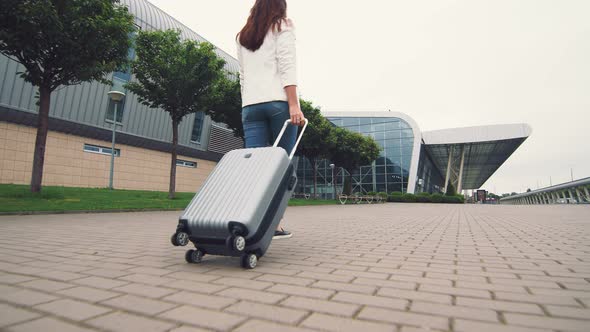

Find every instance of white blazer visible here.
[237,19,298,107]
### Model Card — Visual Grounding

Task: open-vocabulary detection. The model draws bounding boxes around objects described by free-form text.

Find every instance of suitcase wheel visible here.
[241,253,258,269]
[232,236,246,252]
[185,249,204,264]
[172,232,189,247]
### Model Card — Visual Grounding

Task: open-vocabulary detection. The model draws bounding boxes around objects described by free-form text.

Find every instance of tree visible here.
[446,183,457,196]
[297,100,333,198]
[329,128,381,195]
[207,74,244,139]
[0,0,136,192]
[125,29,226,199]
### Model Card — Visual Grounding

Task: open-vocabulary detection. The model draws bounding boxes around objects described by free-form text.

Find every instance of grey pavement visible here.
[0,204,589,332]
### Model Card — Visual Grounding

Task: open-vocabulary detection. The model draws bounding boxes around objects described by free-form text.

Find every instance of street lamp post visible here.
[107,90,125,190]
[330,164,335,200]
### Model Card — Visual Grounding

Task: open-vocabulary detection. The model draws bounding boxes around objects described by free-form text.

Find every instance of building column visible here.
[584,187,590,202]
[551,192,557,203]
[443,145,454,194]
[575,188,584,203]
[535,195,540,205]
[457,146,465,193]
[372,161,377,193]
[568,189,575,203]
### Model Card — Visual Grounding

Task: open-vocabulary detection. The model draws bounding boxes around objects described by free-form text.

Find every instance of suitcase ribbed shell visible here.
[181,147,290,239]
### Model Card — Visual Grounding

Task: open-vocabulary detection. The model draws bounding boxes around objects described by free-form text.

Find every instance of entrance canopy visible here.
[422,124,532,191]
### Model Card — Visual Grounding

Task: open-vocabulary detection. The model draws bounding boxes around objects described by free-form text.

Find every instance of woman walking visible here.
[237,0,305,239]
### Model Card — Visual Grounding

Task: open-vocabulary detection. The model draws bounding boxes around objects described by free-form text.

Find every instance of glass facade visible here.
[105,76,127,123]
[191,111,205,143]
[295,116,415,197]
[415,147,445,194]
[105,32,136,124]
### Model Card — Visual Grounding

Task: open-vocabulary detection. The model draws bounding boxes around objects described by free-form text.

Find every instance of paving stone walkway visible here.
[0,204,589,332]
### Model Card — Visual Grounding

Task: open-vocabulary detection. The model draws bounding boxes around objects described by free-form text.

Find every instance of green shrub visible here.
[446,183,457,196]
[416,192,431,203]
[388,192,403,202]
[401,193,417,202]
[384,191,464,204]
[367,191,377,196]
[455,195,465,203]
[431,193,444,203]
[442,195,465,204]
[377,192,388,199]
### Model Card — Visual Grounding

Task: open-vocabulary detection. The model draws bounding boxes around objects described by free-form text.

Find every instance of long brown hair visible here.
[238,0,287,52]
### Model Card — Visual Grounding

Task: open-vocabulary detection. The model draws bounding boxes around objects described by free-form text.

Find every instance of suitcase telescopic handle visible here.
[273,118,309,160]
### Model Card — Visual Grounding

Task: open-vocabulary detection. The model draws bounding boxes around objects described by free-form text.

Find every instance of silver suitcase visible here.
[171,119,308,269]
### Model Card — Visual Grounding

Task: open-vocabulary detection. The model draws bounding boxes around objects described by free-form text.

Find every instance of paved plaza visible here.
[0,204,589,332]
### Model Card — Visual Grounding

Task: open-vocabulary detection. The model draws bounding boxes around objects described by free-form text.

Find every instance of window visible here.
[176,159,197,168]
[191,112,205,143]
[105,99,125,123]
[105,29,136,125]
[112,31,137,82]
[105,76,127,123]
[84,144,120,157]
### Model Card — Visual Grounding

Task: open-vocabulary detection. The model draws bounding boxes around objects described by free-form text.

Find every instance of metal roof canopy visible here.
[422,124,532,191]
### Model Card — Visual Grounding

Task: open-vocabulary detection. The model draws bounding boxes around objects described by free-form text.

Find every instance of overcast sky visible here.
[149,0,589,194]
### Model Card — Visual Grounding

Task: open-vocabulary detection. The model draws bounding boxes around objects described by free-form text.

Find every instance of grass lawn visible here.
[0,184,339,213]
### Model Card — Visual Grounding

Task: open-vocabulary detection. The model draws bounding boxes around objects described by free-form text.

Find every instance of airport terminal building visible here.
[0,0,531,195]
[296,112,532,196]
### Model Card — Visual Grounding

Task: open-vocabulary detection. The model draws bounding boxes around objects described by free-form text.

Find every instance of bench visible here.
[338,194,386,205]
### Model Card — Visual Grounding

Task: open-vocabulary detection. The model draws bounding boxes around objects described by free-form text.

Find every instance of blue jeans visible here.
[242,101,297,155]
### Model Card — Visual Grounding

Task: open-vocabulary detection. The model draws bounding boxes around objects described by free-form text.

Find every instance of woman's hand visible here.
[285,85,305,126]
[289,104,305,126]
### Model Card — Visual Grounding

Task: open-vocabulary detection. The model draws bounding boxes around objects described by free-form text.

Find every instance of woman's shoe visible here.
[273,228,293,239]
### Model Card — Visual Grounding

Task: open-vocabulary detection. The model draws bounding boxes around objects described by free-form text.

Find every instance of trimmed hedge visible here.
[416,192,431,203]
[386,192,464,204]
[388,192,403,202]
[442,195,464,204]
[431,193,444,203]
[401,193,417,202]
